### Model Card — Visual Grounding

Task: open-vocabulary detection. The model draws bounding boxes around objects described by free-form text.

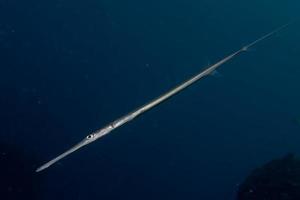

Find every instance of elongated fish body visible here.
[36,23,289,172]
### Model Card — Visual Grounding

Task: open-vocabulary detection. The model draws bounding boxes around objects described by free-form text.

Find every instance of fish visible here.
[36,23,290,172]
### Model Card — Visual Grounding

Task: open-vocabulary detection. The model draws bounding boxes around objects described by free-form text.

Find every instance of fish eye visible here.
[86,134,94,139]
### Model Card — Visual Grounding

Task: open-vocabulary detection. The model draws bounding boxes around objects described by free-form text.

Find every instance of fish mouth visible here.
[36,139,90,172]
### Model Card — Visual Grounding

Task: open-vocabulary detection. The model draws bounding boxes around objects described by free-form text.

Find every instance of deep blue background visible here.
[0,0,299,199]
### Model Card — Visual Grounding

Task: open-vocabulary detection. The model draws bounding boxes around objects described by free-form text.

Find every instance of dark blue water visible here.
[1,0,299,199]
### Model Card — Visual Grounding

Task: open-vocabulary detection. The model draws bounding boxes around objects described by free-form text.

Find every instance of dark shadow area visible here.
[0,86,60,200]
[237,153,300,200]
[0,142,42,200]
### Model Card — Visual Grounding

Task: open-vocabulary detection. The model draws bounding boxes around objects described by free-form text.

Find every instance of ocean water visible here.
[0,0,299,199]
